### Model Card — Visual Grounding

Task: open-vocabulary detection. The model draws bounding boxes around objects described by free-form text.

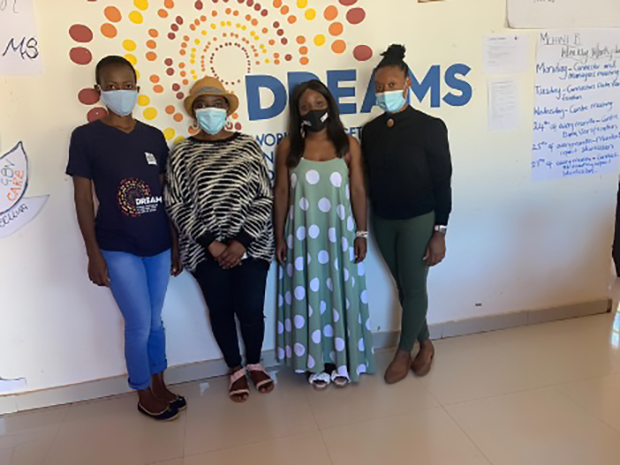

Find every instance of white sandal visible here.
[331,370,351,388]
[308,372,331,391]
[229,368,250,402]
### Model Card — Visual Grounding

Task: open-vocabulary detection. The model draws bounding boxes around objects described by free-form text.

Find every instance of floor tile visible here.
[305,350,439,429]
[183,369,318,457]
[420,334,548,405]
[0,429,56,465]
[0,407,68,436]
[43,394,186,465]
[321,407,490,465]
[0,448,11,465]
[558,372,620,433]
[183,432,331,465]
[446,387,620,465]
[147,460,182,465]
[486,314,620,384]
[0,406,68,465]
[6,314,620,465]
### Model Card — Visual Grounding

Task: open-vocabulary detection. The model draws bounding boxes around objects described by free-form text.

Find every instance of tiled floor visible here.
[3,312,620,465]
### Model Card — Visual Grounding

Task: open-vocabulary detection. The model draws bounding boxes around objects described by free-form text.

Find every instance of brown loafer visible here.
[384,350,412,384]
[411,340,435,377]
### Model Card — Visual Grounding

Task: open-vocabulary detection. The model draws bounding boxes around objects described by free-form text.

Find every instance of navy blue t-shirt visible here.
[66,120,172,257]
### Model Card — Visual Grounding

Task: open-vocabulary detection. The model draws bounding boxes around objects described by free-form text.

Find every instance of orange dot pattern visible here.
[104,6,122,22]
[101,23,117,38]
[70,0,369,128]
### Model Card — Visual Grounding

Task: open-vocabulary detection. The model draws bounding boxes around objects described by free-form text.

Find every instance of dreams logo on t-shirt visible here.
[117,178,163,218]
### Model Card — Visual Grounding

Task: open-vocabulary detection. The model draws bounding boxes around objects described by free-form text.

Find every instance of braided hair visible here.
[376,44,409,77]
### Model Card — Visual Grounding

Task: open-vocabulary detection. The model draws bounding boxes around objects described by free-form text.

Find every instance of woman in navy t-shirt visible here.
[67,56,185,421]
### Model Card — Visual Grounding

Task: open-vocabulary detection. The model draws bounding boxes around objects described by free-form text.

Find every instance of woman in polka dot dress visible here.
[274,80,376,389]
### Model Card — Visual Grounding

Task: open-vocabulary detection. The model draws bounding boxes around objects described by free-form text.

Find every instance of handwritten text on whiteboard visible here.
[532,30,620,181]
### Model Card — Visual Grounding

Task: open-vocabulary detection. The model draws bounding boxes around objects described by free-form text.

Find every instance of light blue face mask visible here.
[195,108,228,135]
[100,90,138,117]
[376,89,408,113]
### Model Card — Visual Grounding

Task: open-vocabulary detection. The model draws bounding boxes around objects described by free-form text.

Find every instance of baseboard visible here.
[0,298,611,415]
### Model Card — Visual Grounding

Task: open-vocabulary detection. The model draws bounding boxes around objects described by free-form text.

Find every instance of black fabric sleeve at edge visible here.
[426,118,453,226]
[234,230,254,248]
[196,231,217,249]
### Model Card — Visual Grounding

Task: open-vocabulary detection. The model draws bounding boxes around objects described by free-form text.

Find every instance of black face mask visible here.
[302,110,329,133]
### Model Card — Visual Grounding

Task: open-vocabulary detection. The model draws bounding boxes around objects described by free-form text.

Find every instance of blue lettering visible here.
[360,71,376,114]
[409,66,441,108]
[444,64,473,107]
[245,75,287,121]
[246,65,474,121]
[327,69,357,115]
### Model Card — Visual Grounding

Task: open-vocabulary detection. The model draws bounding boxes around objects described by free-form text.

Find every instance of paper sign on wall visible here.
[532,30,620,181]
[508,0,620,29]
[484,35,531,75]
[488,78,520,132]
[0,0,42,75]
[0,142,48,237]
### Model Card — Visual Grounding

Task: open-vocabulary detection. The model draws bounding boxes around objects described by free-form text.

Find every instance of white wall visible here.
[0,0,615,395]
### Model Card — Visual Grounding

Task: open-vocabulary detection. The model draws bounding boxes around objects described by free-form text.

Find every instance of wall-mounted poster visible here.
[508,0,620,29]
[0,0,42,74]
[0,142,48,238]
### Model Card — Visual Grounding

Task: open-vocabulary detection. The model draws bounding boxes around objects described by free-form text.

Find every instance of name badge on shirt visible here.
[145,152,158,166]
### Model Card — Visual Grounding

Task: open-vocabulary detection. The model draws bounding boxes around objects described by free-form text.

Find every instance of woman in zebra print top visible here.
[164,77,275,403]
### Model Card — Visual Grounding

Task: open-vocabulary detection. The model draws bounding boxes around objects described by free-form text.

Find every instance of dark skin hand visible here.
[170,234,183,276]
[424,232,446,267]
[347,138,368,264]
[161,175,183,276]
[273,139,290,265]
[274,89,369,264]
[216,240,246,269]
[208,240,245,270]
[73,175,110,287]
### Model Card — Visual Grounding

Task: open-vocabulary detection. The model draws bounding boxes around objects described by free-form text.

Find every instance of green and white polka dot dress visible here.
[277,158,376,382]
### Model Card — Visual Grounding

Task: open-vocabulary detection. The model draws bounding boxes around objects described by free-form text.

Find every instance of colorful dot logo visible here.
[68,0,371,142]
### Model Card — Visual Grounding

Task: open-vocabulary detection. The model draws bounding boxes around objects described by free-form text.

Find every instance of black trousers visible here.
[193,258,270,368]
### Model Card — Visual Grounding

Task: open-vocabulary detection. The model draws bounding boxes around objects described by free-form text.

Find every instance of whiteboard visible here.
[508,0,620,29]
[531,30,620,181]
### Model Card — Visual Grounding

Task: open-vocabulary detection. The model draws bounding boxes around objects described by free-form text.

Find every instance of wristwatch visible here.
[434,225,448,235]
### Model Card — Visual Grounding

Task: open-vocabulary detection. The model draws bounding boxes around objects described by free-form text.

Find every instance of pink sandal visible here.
[247,363,275,394]
[229,368,250,403]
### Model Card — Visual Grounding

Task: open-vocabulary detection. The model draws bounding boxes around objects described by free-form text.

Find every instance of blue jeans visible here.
[101,249,171,390]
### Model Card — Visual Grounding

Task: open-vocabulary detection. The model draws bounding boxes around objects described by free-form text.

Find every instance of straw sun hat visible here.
[183,76,239,116]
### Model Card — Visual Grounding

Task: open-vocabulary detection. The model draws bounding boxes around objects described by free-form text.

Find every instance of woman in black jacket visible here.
[362,45,453,384]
